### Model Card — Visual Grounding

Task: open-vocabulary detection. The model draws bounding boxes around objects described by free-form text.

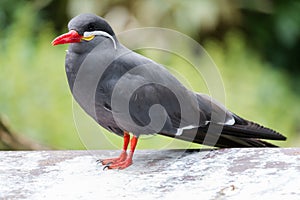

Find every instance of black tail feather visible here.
[159,120,286,148]
[223,114,286,140]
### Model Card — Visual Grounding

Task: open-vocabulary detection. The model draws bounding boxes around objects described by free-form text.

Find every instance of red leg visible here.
[106,135,139,170]
[100,131,130,165]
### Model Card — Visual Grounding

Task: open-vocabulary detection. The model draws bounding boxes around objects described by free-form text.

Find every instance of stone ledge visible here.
[0,148,299,199]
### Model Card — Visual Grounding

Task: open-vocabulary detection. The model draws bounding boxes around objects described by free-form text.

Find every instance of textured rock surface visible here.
[0,148,300,199]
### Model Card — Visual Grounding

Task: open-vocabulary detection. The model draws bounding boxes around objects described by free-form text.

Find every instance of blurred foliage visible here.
[0,4,81,149]
[0,0,299,149]
[239,0,300,93]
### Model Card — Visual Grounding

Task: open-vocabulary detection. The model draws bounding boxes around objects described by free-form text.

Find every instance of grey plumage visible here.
[61,14,286,147]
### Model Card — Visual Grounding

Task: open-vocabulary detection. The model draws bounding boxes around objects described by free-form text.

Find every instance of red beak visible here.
[52,30,83,46]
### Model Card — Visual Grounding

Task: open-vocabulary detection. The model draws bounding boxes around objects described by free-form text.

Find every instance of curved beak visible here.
[52,30,83,46]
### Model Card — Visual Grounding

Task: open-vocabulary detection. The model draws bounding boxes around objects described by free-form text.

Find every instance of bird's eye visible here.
[87,24,95,31]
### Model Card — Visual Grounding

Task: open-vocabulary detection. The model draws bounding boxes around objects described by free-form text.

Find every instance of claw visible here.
[106,159,133,170]
[99,151,128,166]
[96,159,103,165]
[97,133,138,170]
[106,161,113,165]
[103,164,111,170]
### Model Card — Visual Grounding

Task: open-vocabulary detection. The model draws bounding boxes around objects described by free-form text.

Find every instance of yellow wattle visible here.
[82,35,95,41]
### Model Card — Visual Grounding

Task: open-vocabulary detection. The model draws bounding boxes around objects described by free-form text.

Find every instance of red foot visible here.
[100,132,138,170]
[106,158,133,170]
[100,151,127,165]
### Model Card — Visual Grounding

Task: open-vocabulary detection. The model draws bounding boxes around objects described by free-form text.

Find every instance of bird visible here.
[52,13,286,169]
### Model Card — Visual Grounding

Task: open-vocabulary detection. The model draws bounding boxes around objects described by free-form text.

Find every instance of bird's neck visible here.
[65,40,125,92]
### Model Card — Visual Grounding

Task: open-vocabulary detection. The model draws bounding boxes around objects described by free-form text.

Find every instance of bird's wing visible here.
[193,93,286,141]
[163,93,287,147]
[105,50,211,135]
[159,105,286,147]
[99,49,286,147]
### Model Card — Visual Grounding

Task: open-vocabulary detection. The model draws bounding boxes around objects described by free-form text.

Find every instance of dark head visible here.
[52,13,116,47]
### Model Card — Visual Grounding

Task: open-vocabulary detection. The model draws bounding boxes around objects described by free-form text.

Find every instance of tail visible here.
[159,115,286,148]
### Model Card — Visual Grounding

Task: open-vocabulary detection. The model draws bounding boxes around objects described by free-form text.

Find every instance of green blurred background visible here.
[0,0,299,150]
